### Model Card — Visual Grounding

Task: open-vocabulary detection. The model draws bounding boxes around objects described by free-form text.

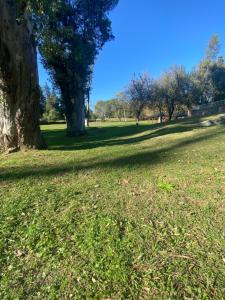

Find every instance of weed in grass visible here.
[157,182,175,193]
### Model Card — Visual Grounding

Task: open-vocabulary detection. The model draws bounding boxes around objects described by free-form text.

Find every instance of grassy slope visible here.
[0,117,225,299]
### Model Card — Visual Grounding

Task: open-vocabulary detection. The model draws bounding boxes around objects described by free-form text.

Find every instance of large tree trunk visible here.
[0,0,45,152]
[65,93,85,136]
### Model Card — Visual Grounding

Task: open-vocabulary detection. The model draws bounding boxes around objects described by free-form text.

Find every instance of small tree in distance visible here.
[126,73,153,123]
[152,80,166,123]
[41,84,62,123]
[95,100,108,120]
[94,93,130,121]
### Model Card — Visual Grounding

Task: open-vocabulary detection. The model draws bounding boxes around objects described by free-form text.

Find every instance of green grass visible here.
[0,116,225,299]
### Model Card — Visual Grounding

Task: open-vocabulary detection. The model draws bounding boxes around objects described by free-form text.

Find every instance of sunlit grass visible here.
[0,116,225,299]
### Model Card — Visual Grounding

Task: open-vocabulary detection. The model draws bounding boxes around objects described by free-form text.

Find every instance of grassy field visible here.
[0,116,225,299]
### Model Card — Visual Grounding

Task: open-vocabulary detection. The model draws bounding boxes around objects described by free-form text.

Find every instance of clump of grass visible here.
[157,182,175,192]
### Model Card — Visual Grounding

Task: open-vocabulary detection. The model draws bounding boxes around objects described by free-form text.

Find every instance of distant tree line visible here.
[95,35,225,123]
[94,93,131,120]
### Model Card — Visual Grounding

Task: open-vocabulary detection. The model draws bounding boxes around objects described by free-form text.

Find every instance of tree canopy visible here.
[34,0,119,135]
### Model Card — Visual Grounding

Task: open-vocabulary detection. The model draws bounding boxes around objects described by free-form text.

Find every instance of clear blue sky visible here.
[38,0,225,108]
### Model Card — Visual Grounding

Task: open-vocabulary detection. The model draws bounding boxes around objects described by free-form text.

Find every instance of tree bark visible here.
[187,108,192,117]
[168,110,173,121]
[157,106,163,124]
[166,97,174,121]
[0,0,45,152]
[65,93,85,136]
[86,89,90,128]
[158,114,163,124]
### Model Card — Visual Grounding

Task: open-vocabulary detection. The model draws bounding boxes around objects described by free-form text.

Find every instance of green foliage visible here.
[151,66,190,120]
[127,73,153,121]
[34,0,119,131]
[41,84,62,122]
[206,34,221,61]
[95,100,108,119]
[207,59,225,101]
[39,87,46,117]
[120,35,225,121]
[194,35,225,103]
[158,182,175,192]
[95,95,128,120]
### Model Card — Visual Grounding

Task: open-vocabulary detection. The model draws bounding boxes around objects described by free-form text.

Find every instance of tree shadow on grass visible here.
[1,127,224,183]
[43,117,205,151]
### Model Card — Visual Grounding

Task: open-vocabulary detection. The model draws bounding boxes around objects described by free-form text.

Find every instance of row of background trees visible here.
[94,35,225,123]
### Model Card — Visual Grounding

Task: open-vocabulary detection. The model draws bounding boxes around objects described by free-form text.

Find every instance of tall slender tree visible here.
[195,35,224,103]
[36,0,119,136]
[206,34,221,61]
[152,80,166,123]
